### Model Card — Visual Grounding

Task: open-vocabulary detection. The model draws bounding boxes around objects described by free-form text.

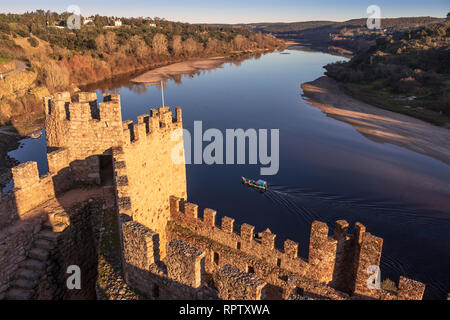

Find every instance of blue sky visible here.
[1,0,449,23]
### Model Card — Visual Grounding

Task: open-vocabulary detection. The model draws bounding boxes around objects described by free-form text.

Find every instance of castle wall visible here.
[168,196,337,283]
[167,216,349,300]
[3,153,73,220]
[0,193,101,300]
[167,196,426,300]
[0,192,18,229]
[44,201,100,300]
[167,239,205,288]
[215,264,266,300]
[44,92,124,160]
[0,147,98,226]
[331,220,362,293]
[116,107,187,259]
[0,212,45,299]
[121,221,216,300]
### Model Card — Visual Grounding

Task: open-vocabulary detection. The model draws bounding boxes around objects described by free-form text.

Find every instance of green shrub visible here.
[27,36,39,47]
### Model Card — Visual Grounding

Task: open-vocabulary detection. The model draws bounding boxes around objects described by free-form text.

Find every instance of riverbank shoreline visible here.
[301,76,450,165]
[131,56,229,84]
[284,38,354,58]
[130,47,279,84]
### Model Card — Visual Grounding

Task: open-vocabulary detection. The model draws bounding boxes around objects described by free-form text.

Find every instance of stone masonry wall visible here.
[0,146,97,226]
[167,196,427,300]
[0,211,45,299]
[0,192,102,300]
[169,196,336,283]
[113,107,187,259]
[44,92,124,160]
[42,200,101,300]
[215,264,266,300]
[121,221,216,300]
[167,239,205,288]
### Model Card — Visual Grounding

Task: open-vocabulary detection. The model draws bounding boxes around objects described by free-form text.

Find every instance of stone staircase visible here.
[4,211,69,300]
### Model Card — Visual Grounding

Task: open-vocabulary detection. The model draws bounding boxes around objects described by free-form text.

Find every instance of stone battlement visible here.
[167,195,424,299]
[122,106,182,145]
[0,91,434,300]
[44,92,121,123]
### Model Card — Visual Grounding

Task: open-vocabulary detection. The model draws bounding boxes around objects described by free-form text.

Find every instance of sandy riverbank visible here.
[131,57,229,84]
[301,76,450,165]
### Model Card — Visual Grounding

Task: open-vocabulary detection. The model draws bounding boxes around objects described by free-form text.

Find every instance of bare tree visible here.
[206,38,219,54]
[130,35,150,60]
[251,32,265,48]
[43,60,70,91]
[95,34,106,52]
[152,33,168,56]
[183,37,199,56]
[233,35,249,51]
[171,35,183,56]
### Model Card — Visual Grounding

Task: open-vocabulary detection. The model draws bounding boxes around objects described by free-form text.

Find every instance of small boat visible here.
[29,131,42,139]
[241,176,267,191]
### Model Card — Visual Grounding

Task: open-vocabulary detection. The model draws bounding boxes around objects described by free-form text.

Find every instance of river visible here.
[6,48,450,299]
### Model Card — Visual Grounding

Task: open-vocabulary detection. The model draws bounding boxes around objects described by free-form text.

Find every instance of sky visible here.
[1,0,449,24]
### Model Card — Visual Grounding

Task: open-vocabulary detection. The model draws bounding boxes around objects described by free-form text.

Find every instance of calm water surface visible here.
[7,49,450,299]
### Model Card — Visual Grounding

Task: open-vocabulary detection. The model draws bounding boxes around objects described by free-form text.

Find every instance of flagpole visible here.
[161,80,165,107]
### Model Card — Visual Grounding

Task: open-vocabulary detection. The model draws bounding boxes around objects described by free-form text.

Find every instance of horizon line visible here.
[0,9,447,25]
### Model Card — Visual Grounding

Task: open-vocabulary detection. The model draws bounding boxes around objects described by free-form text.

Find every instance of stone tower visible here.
[44,92,187,258]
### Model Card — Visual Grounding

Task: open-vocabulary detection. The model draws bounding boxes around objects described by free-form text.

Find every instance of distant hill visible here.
[234,17,444,33]
[214,17,444,35]
[212,17,446,55]
[325,17,450,125]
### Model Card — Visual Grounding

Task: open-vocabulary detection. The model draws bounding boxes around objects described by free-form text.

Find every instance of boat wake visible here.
[265,184,450,227]
[264,188,321,225]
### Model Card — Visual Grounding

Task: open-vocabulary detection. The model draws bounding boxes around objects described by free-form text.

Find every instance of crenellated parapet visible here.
[122,106,182,146]
[2,145,97,219]
[44,92,122,124]
[117,106,186,260]
[215,264,266,300]
[169,196,315,279]
[331,219,426,300]
[167,239,205,288]
[5,160,68,217]
[168,196,427,300]
[44,92,124,161]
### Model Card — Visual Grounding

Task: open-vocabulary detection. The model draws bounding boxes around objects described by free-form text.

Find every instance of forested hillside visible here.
[226,16,445,55]
[325,16,450,125]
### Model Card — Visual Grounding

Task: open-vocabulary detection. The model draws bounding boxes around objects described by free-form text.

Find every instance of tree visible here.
[170,35,183,56]
[129,35,149,60]
[27,37,39,47]
[183,37,199,56]
[206,38,219,54]
[95,33,106,52]
[43,60,69,91]
[152,33,168,56]
[104,32,117,54]
[233,34,247,51]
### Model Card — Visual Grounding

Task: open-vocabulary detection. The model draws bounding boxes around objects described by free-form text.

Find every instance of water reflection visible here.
[81,52,267,93]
